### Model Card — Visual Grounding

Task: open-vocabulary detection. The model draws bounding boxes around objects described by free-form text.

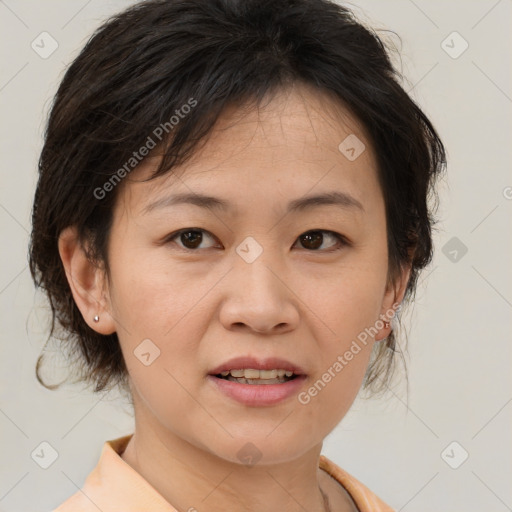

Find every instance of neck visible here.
[120,415,355,511]
[121,433,319,511]
[121,390,358,512]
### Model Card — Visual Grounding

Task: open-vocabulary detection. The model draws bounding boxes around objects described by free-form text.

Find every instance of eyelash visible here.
[164,228,350,253]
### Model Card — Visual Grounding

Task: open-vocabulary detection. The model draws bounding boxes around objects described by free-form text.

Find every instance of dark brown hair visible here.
[29,0,446,397]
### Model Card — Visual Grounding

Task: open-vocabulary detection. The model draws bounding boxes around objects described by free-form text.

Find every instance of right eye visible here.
[164,228,220,251]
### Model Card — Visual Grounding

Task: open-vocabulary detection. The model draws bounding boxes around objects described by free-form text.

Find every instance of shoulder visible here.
[49,491,94,512]
[319,455,396,512]
[48,435,134,512]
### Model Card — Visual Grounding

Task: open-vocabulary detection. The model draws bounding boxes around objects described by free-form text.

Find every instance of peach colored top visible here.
[51,434,395,512]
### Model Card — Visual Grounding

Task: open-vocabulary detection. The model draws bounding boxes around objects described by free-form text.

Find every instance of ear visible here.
[374,263,412,342]
[58,226,116,335]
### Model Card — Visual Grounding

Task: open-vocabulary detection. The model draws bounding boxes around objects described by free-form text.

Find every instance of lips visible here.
[208,373,307,405]
[207,356,307,405]
[209,356,307,377]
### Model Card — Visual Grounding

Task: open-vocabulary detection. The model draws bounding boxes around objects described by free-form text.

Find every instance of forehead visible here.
[118,83,379,216]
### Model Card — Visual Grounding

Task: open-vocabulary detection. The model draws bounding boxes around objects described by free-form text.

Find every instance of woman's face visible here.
[100,85,406,464]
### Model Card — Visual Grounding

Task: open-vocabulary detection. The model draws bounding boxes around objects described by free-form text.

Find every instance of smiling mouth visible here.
[215,369,298,385]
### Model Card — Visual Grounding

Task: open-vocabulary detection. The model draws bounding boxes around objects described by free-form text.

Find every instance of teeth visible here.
[245,369,264,379]
[226,376,285,385]
[219,369,296,379]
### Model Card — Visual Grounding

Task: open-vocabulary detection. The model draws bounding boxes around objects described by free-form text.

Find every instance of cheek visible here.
[334,270,386,337]
[108,245,217,384]
[125,359,211,451]
[333,242,389,333]
[296,342,373,442]
[107,244,208,336]
[296,256,387,401]
[299,258,388,343]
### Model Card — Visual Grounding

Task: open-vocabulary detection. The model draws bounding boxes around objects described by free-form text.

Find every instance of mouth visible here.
[215,368,299,385]
[207,357,307,406]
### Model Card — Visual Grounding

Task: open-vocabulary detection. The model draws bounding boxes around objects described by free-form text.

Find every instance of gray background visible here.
[1,1,511,511]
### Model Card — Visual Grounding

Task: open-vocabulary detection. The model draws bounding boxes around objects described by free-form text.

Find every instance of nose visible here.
[219,253,300,335]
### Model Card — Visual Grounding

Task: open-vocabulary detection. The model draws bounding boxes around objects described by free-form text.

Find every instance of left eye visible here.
[293,230,348,251]
[165,228,348,252]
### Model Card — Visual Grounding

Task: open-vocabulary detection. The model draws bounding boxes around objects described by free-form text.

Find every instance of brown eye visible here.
[165,228,348,253]
[296,230,347,251]
[167,228,217,250]
[180,230,203,249]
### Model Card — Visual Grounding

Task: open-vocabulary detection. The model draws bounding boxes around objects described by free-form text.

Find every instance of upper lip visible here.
[209,356,307,376]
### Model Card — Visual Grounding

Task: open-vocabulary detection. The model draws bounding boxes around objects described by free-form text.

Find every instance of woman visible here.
[29,0,446,510]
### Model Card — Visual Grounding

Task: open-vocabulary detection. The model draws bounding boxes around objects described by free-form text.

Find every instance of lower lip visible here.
[207,375,307,406]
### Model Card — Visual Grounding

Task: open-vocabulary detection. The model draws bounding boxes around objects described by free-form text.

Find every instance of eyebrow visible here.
[142,190,364,215]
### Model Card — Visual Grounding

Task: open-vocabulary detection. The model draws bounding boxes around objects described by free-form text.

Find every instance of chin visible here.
[196,428,322,467]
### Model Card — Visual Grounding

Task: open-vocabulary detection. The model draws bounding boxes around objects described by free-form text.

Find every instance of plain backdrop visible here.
[0,1,511,511]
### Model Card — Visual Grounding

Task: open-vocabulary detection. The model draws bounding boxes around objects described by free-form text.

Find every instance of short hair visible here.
[29,0,446,397]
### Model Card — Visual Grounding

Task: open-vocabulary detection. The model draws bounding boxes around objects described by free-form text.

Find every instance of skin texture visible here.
[58,83,410,511]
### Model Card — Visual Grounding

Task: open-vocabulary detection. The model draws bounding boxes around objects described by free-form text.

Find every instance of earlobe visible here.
[58,226,116,335]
